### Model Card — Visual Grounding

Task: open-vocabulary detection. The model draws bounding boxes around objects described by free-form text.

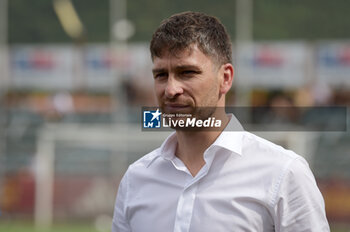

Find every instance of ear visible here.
[219,63,234,95]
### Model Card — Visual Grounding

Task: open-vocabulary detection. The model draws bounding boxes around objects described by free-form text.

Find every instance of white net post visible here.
[34,128,55,229]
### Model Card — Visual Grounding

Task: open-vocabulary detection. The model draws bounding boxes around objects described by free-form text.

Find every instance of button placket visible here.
[172,148,216,232]
[173,164,210,232]
[173,183,199,232]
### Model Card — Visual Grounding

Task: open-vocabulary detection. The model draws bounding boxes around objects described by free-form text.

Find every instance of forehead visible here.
[152,45,214,69]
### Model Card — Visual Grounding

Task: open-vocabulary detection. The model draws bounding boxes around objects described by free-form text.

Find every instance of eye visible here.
[181,70,198,76]
[154,72,168,79]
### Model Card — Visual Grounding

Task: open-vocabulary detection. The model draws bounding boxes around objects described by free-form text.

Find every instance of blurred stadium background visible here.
[0,0,350,231]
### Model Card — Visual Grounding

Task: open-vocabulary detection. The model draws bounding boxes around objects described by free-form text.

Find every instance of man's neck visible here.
[175,113,229,177]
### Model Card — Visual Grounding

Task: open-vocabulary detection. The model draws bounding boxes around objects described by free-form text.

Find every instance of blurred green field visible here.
[0,222,100,232]
[330,225,350,232]
[0,221,349,232]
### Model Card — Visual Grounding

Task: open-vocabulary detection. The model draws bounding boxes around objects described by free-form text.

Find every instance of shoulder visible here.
[128,147,162,171]
[118,146,162,186]
[242,131,302,163]
[239,131,312,198]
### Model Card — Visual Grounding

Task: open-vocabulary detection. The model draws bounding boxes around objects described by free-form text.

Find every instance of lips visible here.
[163,103,191,113]
[166,104,188,107]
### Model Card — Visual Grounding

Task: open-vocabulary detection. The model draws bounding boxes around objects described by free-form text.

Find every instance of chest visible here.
[127,165,275,232]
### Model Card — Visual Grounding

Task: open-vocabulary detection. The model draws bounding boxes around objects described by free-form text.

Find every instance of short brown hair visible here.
[150,11,232,66]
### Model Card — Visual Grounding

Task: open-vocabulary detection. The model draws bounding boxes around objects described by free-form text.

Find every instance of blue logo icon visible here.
[143,109,162,128]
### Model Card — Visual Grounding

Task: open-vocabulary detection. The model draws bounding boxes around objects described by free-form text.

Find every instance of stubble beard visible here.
[158,78,221,130]
[193,81,220,121]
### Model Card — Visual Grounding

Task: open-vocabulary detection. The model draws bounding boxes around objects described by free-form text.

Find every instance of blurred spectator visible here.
[52,91,74,115]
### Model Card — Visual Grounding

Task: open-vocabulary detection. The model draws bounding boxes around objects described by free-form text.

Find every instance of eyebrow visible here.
[152,68,167,74]
[176,65,201,71]
[152,65,201,74]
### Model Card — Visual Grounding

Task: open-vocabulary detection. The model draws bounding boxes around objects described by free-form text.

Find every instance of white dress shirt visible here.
[112,115,330,232]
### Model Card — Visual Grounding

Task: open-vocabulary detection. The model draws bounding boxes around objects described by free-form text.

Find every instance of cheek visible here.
[202,79,220,101]
[188,83,209,103]
[154,82,164,98]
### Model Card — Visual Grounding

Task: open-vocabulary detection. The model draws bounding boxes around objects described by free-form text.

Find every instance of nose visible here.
[165,76,183,99]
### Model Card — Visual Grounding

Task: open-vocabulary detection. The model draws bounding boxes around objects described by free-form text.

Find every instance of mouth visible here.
[163,104,191,113]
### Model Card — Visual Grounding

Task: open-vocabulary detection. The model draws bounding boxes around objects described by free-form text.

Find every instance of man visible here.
[112,12,330,232]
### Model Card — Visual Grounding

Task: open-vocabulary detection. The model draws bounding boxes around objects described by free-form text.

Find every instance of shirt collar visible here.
[159,132,178,161]
[148,114,244,167]
[209,114,244,156]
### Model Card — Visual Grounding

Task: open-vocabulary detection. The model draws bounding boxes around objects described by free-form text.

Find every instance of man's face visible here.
[152,45,221,118]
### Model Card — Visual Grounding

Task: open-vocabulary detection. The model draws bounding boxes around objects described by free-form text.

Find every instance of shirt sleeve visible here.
[112,170,131,232]
[273,157,330,232]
